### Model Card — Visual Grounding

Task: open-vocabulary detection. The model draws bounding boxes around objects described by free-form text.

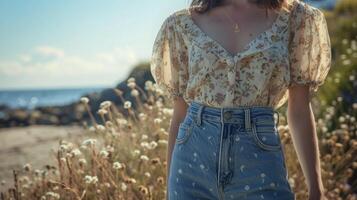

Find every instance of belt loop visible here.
[196,104,204,126]
[274,110,280,127]
[244,108,251,131]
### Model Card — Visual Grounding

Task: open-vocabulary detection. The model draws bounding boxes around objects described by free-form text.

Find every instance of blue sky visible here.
[0,0,190,89]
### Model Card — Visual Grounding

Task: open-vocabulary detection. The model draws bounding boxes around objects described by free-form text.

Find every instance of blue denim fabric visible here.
[168,101,295,200]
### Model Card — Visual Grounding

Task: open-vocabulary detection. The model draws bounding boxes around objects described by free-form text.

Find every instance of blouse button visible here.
[228,73,235,84]
[226,59,234,67]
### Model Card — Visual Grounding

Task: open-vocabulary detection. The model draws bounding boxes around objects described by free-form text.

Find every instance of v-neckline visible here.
[185,7,286,59]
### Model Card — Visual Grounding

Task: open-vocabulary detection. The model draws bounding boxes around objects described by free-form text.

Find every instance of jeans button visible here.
[224,111,232,120]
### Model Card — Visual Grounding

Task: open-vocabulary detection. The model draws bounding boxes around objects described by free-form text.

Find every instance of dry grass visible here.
[0,79,356,200]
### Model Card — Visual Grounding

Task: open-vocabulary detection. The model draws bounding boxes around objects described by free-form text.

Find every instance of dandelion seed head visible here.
[80,97,89,104]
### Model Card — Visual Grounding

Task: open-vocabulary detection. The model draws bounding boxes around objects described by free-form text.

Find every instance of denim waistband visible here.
[187,101,280,128]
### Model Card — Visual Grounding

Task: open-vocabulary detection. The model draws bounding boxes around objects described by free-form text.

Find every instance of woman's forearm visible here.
[287,102,324,192]
[166,120,180,184]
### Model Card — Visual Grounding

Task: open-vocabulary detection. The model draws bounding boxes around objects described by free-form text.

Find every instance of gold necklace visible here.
[222,7,240,33]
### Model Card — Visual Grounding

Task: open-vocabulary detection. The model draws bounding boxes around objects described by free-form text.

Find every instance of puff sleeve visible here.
[150,14,189,101]
[288,3,332,96]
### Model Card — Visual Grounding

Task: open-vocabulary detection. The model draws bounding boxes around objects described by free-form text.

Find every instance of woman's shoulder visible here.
[290,0,325,20]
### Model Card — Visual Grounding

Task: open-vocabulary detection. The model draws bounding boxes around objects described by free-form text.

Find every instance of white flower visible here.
[97,109,108,115]
[100,101,112,109]
[154,118,162,125]
[96,125,106,132]
[138,113,147,121]
[100,150,109,158]
[79,158,87,165]
[70,149,82,157]
[80,97,89,104]
[124,101,132,109]
[133,149,141,156]
[141,134,148,140]
[121,182,127,191]
[45,191,60,199]
[127,77,135,83]
[84,175,98,185]
[144,80,154,91]
[131,89,139,97]
[140,155,149,161]
[82,139,97,147]
[127,82,136,89]
[158,139,168,145]
[144,172,151,178]
[149,141,158,149]
[113,162,124,170]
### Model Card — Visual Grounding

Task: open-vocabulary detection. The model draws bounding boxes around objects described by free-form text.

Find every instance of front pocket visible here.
[175,115,195,144]
[251,123,281,151]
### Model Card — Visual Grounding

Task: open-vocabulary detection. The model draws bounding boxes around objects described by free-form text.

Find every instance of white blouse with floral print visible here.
[150,0,331,109]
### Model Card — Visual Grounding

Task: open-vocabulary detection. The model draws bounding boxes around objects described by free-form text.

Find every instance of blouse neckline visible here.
[184,4,292,61]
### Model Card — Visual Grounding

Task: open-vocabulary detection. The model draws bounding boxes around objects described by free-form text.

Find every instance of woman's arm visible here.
[166,97,188,186]
[287,85,325,199]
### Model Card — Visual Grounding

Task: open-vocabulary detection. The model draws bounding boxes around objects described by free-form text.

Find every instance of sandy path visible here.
[0,125,86,191]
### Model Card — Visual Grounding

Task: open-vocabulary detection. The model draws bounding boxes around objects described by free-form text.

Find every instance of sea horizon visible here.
[0,86,110,110]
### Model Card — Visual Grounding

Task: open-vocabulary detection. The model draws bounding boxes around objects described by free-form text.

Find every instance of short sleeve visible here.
[150,14,189,101]
[288,3,332,96]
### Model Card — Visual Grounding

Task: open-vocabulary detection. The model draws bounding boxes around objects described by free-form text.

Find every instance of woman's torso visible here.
[170,0,297,110]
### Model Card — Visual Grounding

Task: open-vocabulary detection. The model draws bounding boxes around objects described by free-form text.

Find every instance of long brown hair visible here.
[190,0,288,15]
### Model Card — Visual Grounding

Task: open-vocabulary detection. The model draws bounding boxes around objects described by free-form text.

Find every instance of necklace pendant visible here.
[234,24,240,33]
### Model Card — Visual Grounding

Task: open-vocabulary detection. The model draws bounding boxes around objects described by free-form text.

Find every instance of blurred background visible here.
[0,0,356,199]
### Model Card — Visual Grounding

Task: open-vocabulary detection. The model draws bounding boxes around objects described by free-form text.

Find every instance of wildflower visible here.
[144,172,151,178]
[138,185,149,195]
[141,134,148,140]
[140,142,150,149]
[117,118,128,126]
[138,113,147,121]
[151,157,161,165]
[80,97,89,104]
[70,149,82,157]
[149,141,158,149]
[133,149,141,156]
[145,80,154,91]
[124,101,132,109]
[127,81,136,89]
[82,139,97,147]
[45,191,60,199]
[105,121,113,128]
[88,126,96,132]
[158,139,168,145]
[79,158,87,167]
[140,155,149,161]
[339,116,345,123]
[353,103,357,110]
[23,163,32,172]
[121,182,127,191]
[154,118,162,125]
[97,108,108,115]
[157,176,164,184]
[131,89,139,97]
[95,124,106,132]
[100,101,112,109]
[99,150,109,158]
[84,175,98,185]
[113,162,124,170]
[127,77,135,83]
[162,108,173,116]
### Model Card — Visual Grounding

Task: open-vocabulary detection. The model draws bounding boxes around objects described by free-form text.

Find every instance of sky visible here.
[0,0,190,90]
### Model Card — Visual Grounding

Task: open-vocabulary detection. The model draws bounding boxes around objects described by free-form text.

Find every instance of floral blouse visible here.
[150,0,331,109]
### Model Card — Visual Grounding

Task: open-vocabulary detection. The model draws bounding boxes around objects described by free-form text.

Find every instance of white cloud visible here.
[0,45,140,89]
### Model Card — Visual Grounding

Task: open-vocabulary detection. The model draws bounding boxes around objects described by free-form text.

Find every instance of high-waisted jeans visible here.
[168,101,295,200]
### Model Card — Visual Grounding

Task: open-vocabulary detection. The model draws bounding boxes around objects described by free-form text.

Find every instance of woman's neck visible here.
[220,0,256,9]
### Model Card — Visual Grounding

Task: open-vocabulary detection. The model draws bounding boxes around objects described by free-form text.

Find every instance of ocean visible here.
[0,87,107,110]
